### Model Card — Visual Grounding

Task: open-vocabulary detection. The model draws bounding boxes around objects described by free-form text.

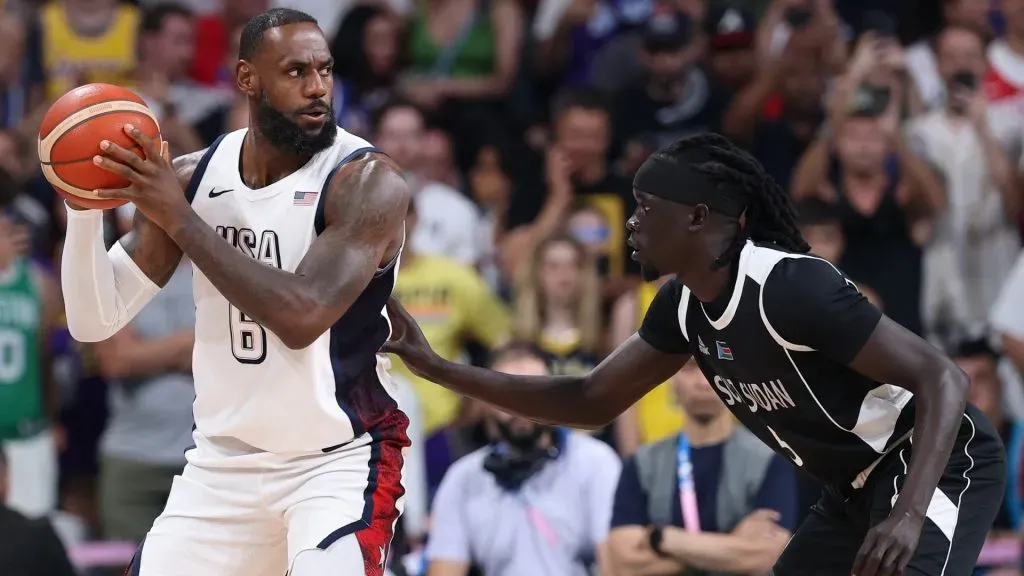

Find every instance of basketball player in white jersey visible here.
[59,8,410,576]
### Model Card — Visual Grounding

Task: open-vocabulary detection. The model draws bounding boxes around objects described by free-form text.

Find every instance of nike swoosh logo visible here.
[209,188,233,198]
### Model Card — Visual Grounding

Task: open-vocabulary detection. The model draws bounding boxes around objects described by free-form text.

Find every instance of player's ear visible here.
[689,204,709,231]
[236,60,258,98]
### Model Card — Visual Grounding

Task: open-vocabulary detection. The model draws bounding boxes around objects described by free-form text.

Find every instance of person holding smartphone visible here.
[904,24,1024,351]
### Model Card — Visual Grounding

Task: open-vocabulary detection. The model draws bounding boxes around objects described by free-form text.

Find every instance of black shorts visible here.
[773,404,1006,576]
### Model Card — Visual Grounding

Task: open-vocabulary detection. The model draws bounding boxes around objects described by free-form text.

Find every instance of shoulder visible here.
[760,253,882,359]
[323,152,410,228]
[759,254,856,314]
[172,148,211,190]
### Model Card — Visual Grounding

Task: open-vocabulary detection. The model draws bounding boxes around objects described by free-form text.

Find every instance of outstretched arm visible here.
[60,149,200,342]
[384,278,691,428]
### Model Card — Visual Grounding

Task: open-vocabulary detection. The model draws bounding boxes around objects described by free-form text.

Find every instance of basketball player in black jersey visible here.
[385,134,1006,576]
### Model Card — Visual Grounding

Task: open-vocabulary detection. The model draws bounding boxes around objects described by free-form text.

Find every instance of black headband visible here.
[634,155,747,218]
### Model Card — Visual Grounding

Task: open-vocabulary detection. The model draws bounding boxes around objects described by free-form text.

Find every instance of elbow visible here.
[275,302,334,350]
[64,312,114,343]
[918,359,970,407]
[943,362,970,402]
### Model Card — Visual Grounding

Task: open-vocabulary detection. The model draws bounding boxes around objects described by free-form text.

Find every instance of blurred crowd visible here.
[0,0,1024,574]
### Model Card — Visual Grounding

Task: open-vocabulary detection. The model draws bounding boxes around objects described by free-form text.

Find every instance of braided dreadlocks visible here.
[652,133,810,269]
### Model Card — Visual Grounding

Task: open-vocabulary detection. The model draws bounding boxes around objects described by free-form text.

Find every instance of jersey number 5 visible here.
[766,425,804,467]
[229,305,267,364]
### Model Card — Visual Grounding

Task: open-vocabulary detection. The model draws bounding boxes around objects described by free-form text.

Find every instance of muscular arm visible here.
[60,151,201,342]
[163,153,409,350]
[848,319,968,520]
[764,258,968,523]
[404,333,686,428]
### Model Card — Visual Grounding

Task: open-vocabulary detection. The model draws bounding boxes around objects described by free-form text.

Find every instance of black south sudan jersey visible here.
[639,241,916,487]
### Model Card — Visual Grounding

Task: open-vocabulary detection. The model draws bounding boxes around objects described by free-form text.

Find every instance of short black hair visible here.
[239,8,319,61]
[141,2,193,34]
[488,341,547,370]
[655,133,810,268]
[551,86,611,121]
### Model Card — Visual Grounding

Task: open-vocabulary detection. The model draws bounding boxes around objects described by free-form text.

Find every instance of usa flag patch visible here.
[294,191,318,206]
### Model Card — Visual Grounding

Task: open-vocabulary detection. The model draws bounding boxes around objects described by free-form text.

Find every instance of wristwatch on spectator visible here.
[649,525,668,556]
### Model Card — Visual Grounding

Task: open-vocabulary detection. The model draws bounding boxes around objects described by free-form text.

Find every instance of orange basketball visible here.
[38,83,161,210]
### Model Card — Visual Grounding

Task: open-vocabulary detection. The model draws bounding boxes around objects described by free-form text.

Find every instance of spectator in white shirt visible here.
[906,25,1023,349]
[905,0,992,110]
[373,100,484,267]
[425,343,620,576]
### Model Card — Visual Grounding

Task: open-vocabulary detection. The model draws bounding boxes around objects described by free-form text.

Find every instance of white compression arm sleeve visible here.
[61,206,161,342]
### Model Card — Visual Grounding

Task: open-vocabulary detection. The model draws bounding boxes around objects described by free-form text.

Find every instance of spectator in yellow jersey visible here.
[608,274,686,457]
[390,200,511,493]
[25,0,140,102]
[513,234,624,449]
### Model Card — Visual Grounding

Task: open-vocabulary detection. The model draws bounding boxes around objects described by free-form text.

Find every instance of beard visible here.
[494,419,551,453]
[253,91,337,156]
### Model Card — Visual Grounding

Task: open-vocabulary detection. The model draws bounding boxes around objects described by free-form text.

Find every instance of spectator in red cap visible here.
[703,2,757,93]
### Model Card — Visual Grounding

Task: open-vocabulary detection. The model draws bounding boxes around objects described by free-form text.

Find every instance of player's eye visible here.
[319,65,333,76]
[288,68,303,78]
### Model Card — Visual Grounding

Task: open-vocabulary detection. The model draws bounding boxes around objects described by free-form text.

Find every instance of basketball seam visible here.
[38,99,158,164]
[42,108,157,164]
[40,143,146,166]
[38,97,146,138]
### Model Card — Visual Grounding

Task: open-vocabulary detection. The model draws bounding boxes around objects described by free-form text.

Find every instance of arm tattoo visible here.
[119,150,204,286]
[301,154,409,309]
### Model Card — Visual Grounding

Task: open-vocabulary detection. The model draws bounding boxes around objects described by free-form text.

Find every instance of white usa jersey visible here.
[185,127,404,453]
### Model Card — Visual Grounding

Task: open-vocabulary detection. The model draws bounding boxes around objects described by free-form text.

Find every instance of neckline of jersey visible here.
[230,129,322,201]
[699,240,751,330]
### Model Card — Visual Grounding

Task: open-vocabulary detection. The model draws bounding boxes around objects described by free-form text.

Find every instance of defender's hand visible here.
[93,124,188,231]
[853,510,923,576]
[381,297,438,377]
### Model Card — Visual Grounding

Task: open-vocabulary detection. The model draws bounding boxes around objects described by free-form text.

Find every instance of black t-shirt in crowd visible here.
[612,67,728,153]
[639,241,915,487]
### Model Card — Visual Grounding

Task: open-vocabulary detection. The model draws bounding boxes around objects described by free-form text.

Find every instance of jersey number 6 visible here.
[229,305,267,364]
[766,425,804,467]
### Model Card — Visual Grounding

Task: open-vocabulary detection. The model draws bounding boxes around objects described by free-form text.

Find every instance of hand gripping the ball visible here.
[92,124,186,231]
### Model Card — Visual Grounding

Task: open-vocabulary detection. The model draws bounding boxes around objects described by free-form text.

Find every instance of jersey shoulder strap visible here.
[635,435,678,526]
[313,145,381,235]
[717,426,776,532]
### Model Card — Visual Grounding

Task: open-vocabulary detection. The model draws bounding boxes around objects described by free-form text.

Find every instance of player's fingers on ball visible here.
[124,124,160,160]
[99,140,150,173]
[92,155,144,182]
[94,187,133,200]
